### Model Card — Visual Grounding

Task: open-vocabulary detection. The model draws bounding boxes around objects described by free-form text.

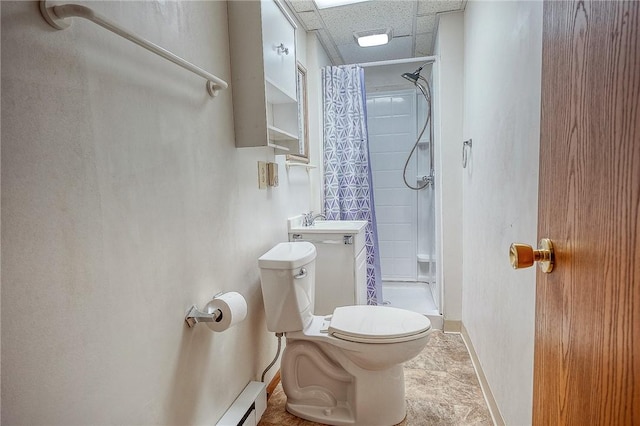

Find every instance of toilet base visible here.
[281,339,407,426]
[286,403,355,426]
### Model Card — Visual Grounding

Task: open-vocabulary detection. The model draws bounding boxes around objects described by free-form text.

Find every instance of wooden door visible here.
[534,1,640,424]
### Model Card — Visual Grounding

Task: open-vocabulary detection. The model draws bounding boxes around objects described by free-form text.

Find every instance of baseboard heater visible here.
[216,381,267,426]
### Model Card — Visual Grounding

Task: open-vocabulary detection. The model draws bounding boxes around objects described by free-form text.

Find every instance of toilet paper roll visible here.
[205,292,248,332]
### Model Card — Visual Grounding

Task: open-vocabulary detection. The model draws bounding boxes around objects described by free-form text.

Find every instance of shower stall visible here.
[362,59,441,325]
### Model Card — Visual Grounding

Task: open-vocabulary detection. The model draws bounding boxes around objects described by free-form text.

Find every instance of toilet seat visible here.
[328,305,432,344]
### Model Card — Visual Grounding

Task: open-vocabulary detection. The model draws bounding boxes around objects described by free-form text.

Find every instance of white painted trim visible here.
[431,57,444,318]
[273,0,298,29]
[358,55,437,68]
[460,323,506,426]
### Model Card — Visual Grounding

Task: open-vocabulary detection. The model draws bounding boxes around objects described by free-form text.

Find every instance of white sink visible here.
[289,220,367,234]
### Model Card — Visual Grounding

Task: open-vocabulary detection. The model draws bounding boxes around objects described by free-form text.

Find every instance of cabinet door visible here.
[261,0,296,101]
[355,248,367,305]
[312,242,354,316]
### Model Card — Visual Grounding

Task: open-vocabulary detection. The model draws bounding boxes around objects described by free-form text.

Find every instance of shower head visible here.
[401,61,433,85]
[401,64,425,84]
[401,71,421,83]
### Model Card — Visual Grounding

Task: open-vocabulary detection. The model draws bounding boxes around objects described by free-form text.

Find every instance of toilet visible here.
[258,242,432,426]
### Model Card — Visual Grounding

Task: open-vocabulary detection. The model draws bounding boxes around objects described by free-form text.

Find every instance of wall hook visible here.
[462,139,472,168]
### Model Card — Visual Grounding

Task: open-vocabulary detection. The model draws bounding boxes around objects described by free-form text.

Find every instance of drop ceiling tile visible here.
[319,1,415,46]
[286,0,464,64]
[417,0,462,16]
[414,32,434,56]
[298,11,324,30]
[289,0,316,12]
[416,15,436,34]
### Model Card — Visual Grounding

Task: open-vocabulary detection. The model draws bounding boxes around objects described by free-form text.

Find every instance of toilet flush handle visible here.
[294,268,307,279]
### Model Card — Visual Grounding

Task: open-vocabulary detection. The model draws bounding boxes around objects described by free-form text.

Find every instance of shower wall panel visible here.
[367,92,418,281]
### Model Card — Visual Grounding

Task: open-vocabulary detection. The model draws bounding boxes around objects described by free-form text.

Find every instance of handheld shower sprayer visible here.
[401,62,429,84]
[401,71,419,83]
[401,67,423,84]
[400,62,433,191]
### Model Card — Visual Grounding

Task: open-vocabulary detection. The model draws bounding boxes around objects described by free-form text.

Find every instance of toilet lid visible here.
[328,305,432,344]
[258,242,316,269]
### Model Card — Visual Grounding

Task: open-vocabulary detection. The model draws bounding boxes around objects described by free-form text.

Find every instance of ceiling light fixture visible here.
[354,29,392,48]
[314,0,371,10]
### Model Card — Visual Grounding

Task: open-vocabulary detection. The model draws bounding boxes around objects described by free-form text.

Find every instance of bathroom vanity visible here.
[289,219,368,316]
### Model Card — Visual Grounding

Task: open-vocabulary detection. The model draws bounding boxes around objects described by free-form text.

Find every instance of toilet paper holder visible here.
[185,292,224,328]
[185,291,248,331]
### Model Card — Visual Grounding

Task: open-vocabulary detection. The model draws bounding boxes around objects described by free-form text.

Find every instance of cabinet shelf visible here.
[268,125,298,141]
[268,142,290,152]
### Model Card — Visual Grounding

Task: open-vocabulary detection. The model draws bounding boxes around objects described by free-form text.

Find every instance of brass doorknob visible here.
[509,238,555,273]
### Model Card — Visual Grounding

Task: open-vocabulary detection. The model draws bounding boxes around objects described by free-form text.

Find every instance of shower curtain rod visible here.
[358,55,437,68]
[39,1,229,97]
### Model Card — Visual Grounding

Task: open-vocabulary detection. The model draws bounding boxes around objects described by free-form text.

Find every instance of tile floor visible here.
[258,331,493,426]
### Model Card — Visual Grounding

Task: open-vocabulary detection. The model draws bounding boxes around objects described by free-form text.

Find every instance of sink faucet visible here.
[303,211,326,226]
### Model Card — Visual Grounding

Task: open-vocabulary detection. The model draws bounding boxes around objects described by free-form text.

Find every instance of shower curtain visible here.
[322,65,382,305]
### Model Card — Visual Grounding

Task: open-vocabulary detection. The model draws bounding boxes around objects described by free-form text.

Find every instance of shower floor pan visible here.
[381,281,443,329]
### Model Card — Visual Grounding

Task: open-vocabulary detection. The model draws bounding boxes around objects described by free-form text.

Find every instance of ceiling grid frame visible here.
[285,0,466,65]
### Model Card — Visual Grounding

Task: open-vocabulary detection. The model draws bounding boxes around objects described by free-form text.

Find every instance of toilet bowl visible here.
[258,242,432,426]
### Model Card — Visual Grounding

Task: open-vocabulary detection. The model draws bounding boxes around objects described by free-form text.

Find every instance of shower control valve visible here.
[420,175,434,187]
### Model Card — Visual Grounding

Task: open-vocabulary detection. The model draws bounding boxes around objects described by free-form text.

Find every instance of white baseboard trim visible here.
[460,322,506,426]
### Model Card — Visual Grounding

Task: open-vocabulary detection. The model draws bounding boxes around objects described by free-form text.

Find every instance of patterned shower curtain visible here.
[322,65,382,305]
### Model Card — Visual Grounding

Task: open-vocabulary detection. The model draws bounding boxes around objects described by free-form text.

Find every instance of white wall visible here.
[304,34,332,214]
[461,1,542,424]
[433,12,464,322]
[1,1,322,424]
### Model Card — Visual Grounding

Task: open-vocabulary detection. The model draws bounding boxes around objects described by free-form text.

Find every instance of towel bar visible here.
[39,1,229,97]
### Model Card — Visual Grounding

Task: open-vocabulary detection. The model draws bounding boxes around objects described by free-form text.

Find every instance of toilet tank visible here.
[258,242,316,332]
